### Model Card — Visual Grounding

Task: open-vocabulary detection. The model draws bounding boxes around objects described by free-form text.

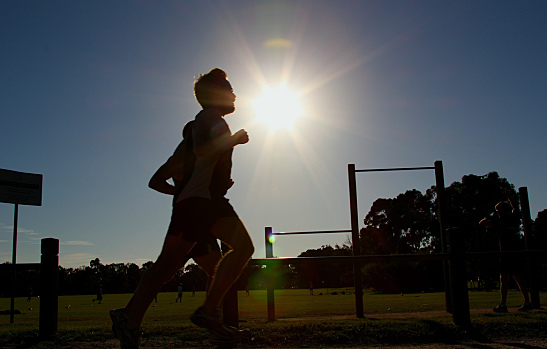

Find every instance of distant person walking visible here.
[93,288,103,304]
[27,287,33,303]
[175,283,183,303]
[110,68,254,348]
[479,192,533,312]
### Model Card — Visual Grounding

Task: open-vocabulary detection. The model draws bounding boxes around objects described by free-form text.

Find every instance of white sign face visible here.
[0,169,42,206]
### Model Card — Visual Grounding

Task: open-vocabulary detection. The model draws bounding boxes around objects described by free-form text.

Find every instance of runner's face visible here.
[215,80,236,115]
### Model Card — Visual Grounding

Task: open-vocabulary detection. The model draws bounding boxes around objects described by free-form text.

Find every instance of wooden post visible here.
[348,164,364,318]
[265,227,275,322]
[446,228,470,327]
[519,187,540,308]
[39,238,59,338]
[434,160,452,314]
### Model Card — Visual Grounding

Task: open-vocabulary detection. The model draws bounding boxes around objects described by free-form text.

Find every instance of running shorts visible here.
[187,237,221,259]
[166,196,238,242]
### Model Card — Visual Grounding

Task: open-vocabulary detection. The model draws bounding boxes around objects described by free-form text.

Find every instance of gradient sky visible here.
[1,1,546,269]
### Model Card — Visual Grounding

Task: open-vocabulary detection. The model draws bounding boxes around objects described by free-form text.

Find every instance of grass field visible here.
[1,289,546,348]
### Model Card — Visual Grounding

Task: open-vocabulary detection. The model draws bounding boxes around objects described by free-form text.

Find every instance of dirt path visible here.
[11,337,547,349]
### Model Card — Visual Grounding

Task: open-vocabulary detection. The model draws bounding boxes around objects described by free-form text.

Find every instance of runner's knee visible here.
[225,233,254,259]
[238,236,254,259]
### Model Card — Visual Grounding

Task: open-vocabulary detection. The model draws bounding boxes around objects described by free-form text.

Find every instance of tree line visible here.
[2,171,546,297]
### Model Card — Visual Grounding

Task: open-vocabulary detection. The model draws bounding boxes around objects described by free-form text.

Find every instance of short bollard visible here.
[39,238,59,338]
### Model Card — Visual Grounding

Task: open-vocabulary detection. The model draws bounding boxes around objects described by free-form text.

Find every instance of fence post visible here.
[39,238,59,338]
[10,204,19,324]
[348,164,364,318]
[434,160,452,314]
[265,227,275,322]
[519,187,540,309]
[446,228,470,327]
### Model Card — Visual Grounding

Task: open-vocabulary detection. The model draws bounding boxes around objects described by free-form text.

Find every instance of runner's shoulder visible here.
[195,110,229,136]
[197,108,223,121]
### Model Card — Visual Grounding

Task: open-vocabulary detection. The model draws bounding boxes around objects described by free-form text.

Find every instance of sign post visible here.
[0,169,43,323]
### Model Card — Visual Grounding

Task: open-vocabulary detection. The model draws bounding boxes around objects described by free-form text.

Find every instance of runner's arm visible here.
[149,158,177,195]
[193,110,248,157]
[148,141,186,195]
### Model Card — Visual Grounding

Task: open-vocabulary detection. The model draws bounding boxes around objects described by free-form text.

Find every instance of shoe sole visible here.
[110,310,141,349]
[210,330,251,344]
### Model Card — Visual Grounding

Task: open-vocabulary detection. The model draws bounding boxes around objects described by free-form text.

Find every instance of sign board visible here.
[0,169,42,206]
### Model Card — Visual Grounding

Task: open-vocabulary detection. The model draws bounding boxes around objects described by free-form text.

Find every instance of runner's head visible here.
[194,68,236,115]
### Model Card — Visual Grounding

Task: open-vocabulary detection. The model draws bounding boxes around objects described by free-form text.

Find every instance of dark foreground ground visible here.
[17,338,547,349]
[2,309,546,349]
[10,334,546,349]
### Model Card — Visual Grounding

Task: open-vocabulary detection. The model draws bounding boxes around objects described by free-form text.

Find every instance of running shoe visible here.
[493,303,508,313]
[110,308,141,349]
[209,325,251,344]
[518,302,534,312]
[190,306,250,343]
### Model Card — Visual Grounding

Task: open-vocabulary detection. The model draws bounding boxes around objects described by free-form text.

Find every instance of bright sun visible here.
[253,85,303,131]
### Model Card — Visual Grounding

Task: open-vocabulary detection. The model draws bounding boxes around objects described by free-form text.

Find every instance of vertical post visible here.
[265,227,273,259]
[39,238,59,338]
[265,227,275,321]
[435,160,452,314]
[348,164,364,318]
[446,228,471,327]
[519,187,540,308]
[10,203,19,324]
[221,243,239,328]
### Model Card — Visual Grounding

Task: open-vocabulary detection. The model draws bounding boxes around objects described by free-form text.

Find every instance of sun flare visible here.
[253,85,303,131]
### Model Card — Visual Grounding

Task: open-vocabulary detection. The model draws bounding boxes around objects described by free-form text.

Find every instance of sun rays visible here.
[252,84,303,132]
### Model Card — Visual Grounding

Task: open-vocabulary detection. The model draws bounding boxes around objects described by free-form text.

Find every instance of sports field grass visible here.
[1,289,546,348]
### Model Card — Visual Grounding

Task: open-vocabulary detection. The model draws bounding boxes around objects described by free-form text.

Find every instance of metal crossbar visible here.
[355,166,435,173]
[272,229,351,236]
[252,253,448,265]
[253,249,546,265]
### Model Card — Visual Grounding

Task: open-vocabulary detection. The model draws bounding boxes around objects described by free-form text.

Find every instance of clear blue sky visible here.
[1,1,546,268]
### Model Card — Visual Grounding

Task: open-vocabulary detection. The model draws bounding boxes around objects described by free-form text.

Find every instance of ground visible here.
[12,337,547,349]
[5,310,546,349]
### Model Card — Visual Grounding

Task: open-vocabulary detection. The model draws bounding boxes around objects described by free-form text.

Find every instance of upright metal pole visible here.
[434,161,452,313]
[265,227,275,321]
[348,164,364,318]
[518,187,540,308]
[265,227,273,259]
[10,204,18,324]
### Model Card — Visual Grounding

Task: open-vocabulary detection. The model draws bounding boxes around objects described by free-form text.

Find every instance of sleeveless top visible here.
[175,110,233,203]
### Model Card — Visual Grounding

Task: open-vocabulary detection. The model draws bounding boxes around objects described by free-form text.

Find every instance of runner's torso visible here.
[176,110,233,202]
